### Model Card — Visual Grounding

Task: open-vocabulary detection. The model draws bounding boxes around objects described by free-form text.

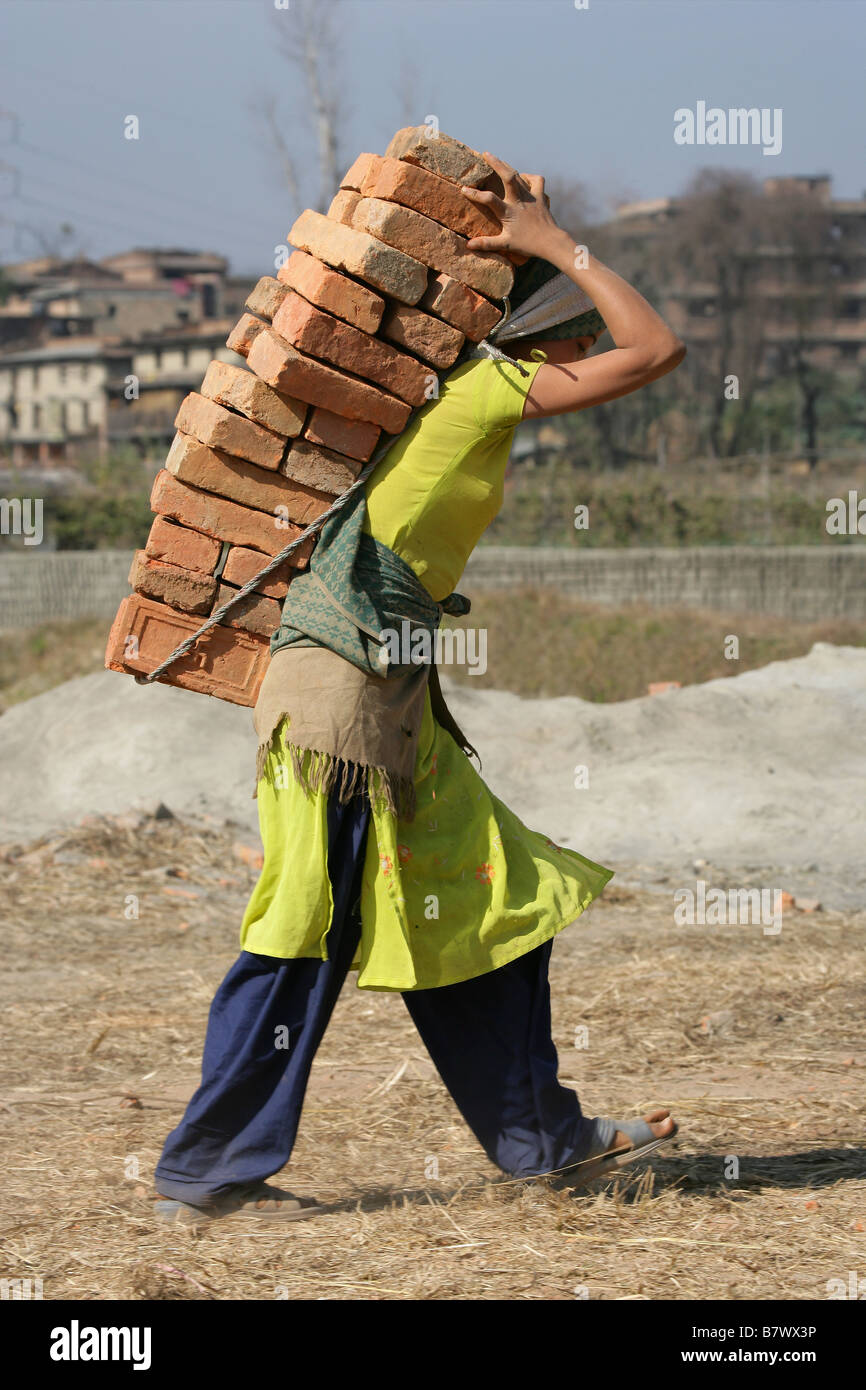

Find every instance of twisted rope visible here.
[133,292,520,688]
[133,448,382,686]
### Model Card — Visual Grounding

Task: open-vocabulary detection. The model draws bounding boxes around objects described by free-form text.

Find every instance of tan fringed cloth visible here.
[252,431,478,822]
[253,647,477,823]
[253,646,429,820]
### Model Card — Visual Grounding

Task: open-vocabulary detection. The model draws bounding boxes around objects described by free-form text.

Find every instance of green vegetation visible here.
[3,448,155,550]
[3,601,864,710]
[442,591,866,701]
[484,464,838,548]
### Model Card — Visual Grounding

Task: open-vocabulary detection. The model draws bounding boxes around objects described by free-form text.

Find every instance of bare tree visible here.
[543,177,601,241]
[760,185,840,468]
[662,170,768,459]
[252,93,302,217]
[251,0,346,221]
[12,219,88,261]
[393,58,424,130]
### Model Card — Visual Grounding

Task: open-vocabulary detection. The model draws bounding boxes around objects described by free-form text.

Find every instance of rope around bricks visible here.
[133,306,532,687]
[133,450,382,686]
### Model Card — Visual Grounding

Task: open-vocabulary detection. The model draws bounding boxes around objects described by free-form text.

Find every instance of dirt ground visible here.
[1,811,863,1302]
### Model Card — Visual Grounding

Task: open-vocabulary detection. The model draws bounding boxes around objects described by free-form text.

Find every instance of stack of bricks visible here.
[105,128,513,706]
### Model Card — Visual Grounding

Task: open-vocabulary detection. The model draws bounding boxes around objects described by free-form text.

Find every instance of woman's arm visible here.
[462,156,686,420]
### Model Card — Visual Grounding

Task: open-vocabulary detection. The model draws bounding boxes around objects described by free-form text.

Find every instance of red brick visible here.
[245,276,289,321]
[360,155,500,240]
[105,593,269,706]
[222,545,297,596]
[351,197,513,299]
[340,152,383,191]
[282,438,361,496]
[165,431,331,526]
[200,359,306,437]
[227,313,266,358]
[304,407,379,462]
[272,291,430,406]
[328,189,362,225]
[277,250,384,334]
[420,272,502,341]
[151,469,301,556]
[174,393,286,471]
[214,582,282,639]
[247,327,411,433]
[128,549,217,614]
[380,303,464,367]
[144,516,221,574]
[385,127,504,195]
[289,209,427,304]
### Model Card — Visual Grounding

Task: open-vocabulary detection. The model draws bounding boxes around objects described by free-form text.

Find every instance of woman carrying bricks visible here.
[154,152,687,1222]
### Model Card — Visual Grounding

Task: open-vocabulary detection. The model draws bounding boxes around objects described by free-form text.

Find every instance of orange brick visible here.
[200,360,306,437]
[340,152,384,191]
[272,292,430,406]
[328,189,362,225]
[227,312,266,358]
[304,407,379,462]
[174,393,286,470]
[151,469,300,556]
[277,250,384,334]
[360,155,500,240]
[222,545,298,596]
[128,550,217,614]
[351,197,513,299]
[385,127,503,194]
[247,327,411,433]
[105,593,269,706]
[420,272,501,341]
[214,582,282,639]
[380,303,464,367]
[165,432,331,527]
[282,438,361,496]
[245,276,289,321]
[144,516,221,574]
[289,209,427,304]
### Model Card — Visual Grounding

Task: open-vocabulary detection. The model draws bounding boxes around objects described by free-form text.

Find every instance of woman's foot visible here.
[610,1107,676,1155]
[153,1183,326,1224]
[555,1108,678,1189]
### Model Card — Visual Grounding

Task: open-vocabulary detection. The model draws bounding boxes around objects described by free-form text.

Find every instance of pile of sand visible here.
[2,643,864,908]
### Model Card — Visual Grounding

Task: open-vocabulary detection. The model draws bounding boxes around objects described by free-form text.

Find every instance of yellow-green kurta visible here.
[240,356,614,990]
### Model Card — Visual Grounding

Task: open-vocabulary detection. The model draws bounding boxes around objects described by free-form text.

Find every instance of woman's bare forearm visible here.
[539,226,683,363]
[462,156,687,417]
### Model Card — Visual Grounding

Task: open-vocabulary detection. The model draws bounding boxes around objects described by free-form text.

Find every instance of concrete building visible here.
[0,247,245,467]
[609,175,866,373]
[0,322,241,467]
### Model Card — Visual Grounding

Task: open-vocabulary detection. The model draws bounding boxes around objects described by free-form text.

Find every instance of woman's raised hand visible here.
[461,153,565,263]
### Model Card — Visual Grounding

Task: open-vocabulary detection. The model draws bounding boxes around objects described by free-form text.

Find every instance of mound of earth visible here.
[1,643,863,909]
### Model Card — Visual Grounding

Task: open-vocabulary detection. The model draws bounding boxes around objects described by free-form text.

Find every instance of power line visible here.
[15,137,280,240]
[13,191,174,243]
[3,160,259,246]
[7,60,264,143]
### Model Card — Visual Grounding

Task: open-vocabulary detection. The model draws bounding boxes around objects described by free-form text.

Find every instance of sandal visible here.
[153,1183,327,1225]
[560,1114,679,1188]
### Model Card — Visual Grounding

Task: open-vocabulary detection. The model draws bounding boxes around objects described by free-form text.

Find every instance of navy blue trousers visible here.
[155,787,598,1206]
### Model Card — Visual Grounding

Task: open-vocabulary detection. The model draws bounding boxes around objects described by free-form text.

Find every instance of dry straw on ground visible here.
[1,813,863,1301]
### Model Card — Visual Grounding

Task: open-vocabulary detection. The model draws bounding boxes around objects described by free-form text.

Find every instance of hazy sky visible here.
[2,0,864,276]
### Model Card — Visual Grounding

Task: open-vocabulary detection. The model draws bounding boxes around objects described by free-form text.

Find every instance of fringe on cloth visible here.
[254,726,417,822]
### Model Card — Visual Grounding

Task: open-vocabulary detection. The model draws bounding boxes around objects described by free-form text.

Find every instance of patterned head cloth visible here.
[491,256,606,344]
[464,256,606,374]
